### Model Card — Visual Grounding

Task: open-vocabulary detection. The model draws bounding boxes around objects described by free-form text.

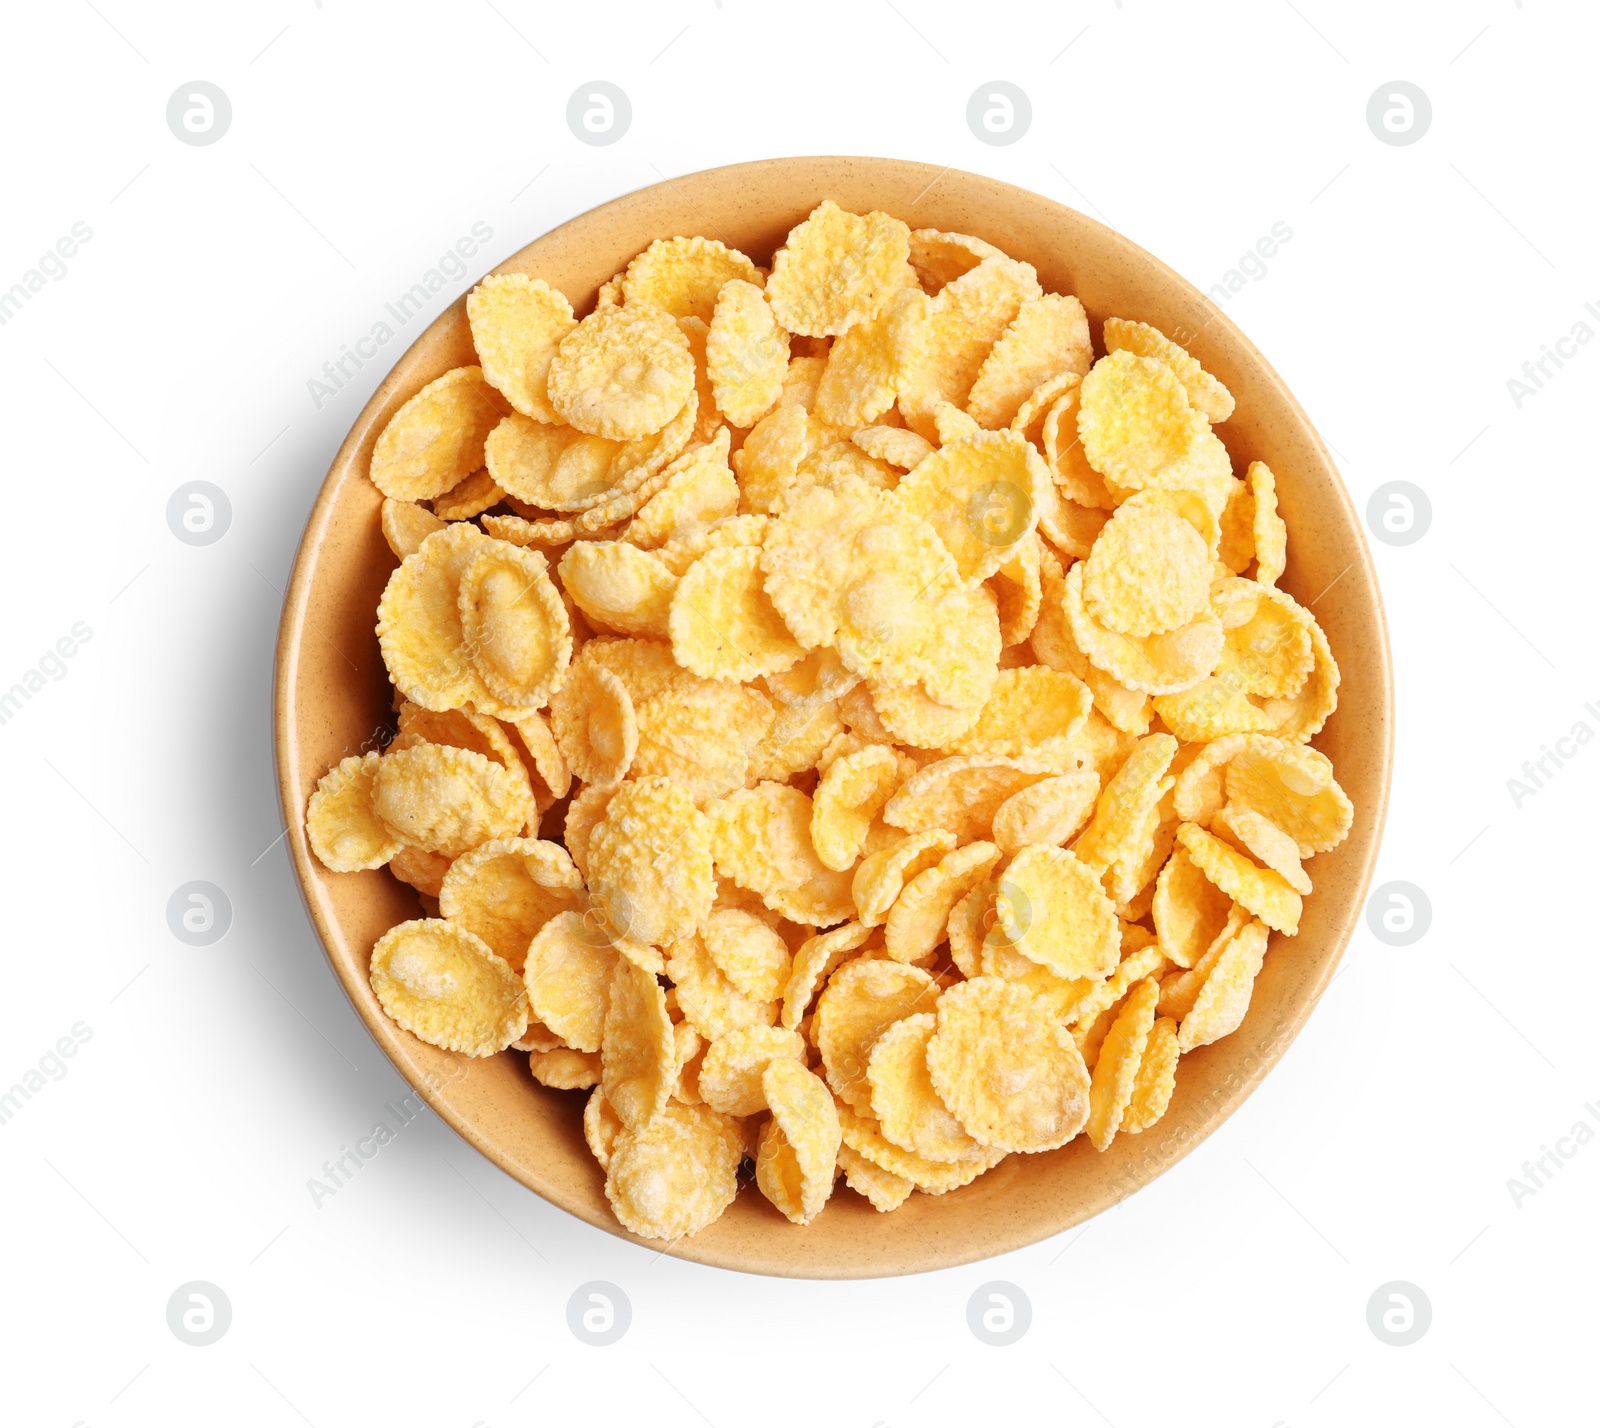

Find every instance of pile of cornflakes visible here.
[305,200,1352,1241]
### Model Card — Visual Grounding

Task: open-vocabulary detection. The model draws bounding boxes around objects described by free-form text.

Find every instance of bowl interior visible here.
[274,157,1391,1278]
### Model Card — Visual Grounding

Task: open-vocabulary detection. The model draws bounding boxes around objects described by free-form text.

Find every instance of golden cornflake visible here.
[883,754,1053,845]
[587,776,715,946]
[993,844,1120,980]
[466,274,576,421]
[706,278,790,427]
[370,366,509,501]
[697,1024,805,1116]
[1102,317,1235,424]
[557,540,678,639]
[604,1101,742,1239]
[851,829,957,927]
[1177,822,1301,935]
[1083,497,1214,638]
[990,768,1100,856]
[371,743,529,857]
[765,200,912,337]
[757,1058,841,1224]
[1121,1014,1179,1133]
[1151,844,1234,969]
[308,752,403,872]
[1085,975,1159,1150]
[669,545,804,682]
[549,659,637,786]
[883,841,1001,964]
[781,920,874,1030]
[622,234,762,323]
[707,782,855,925]
[439,837,584,971]
[816,958,937,1113]
[1177,917,1269,1052]
[547,305,695,440]
[458,543,572,709]
[1247,461,1287,586]
[601,957,676,1129]
[1225,736,1352,855]
[966,293,1092,430]
[432,467,504,520]
[811,743,909,871]
[701,906,792,1002]
[896,427,1047,583]
[370,918,528,1055]
[868,1011,985,1163]
[667,932,779,1041]
[522,909,617,1051]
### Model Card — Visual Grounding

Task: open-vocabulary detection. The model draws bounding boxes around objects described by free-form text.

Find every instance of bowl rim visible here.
[273,156,1393,1277]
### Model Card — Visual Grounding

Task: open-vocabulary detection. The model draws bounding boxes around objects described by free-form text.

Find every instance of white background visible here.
[0,1,1592,1424]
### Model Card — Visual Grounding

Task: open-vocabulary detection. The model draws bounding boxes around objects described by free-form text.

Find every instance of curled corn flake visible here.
[1063,560,1224,697]
[439,837,584,971]
[991,768,1100,856]
[380,498,445,560]
[672,1020,706,1105]
[588,776,715,946]
[884,841,1001,964]
[852,424,935,471]
[1171,731,1256,825]
[1247,461,1286,586]
[389,844,450,899]
[308,752,403,872]
[1151,845,1234,969]
[1177,822,1300,935]
[1213,802,1311,894]
[656,511,770,576]
[370,918,528,1056]
[1073,733,1178,874]
[1207,577,1315,700]
[584,1087,624,1169]
[884,753,1054,845]
[432,467,504,520]
[1065,942,1167,1044]
[945,665,1091,761]
[816,958,937,1113]
[557,540,678,639]
[811,744,908,871]
[1102,317,1235,425]
[779,354,828,409]
[765,200,913,337]
[994,844,1120,981]
[931,399,981,445]
[1255,607,1339,744]
[667,932,779,1041]
[1225,737,1352,855]
[698,1024,805,1116]
[1177,917,1269,1052]
[868,1011,985,1163]
[458,544,572,709]
[562,782,618,881]
[623,432,739,548]
[979,927,1097,1021]
[669,545,804,682]
[1085,976,1159,1150]
[925,976,1091,1153]
[757,1059,841,1224]
[371,743,529,857]
[548,305,695,441]
[702,906,791,1003]
[549,660,636,786]
[1083,498,1214,638]
[966,293,1092,430]
[1157,906,1249,1020]
[907,227,1004,293]
[1077,350,1216,493]
[746,697,846,782]
[836,1141,914,1211]
[522,909,617,1052]
[852,829,957,927]
[370,366,509,501]
[815,286,927,430]
[466,274,576,422]
[781,920,874,1030]
[835,1100,1002,1193]
[1012,369,1079,448]
[706,278,789,427]
[870,679,981,749]
[990,533,1043,647]
[393,703,533,805]
[708,782,855,926]
[601,957,675,1130]
[623,234,762,323]
[1121,1014,1179,1133]
[633,676,773,804]
[530,1047,600,1089]
[1037,483,1112,560]
[504,708,571,803]
[1042,384,1116,509]
[1217,476,1255,574]
[485,416,597,511]
[734,402,816,514]
[604,1101,742,1240]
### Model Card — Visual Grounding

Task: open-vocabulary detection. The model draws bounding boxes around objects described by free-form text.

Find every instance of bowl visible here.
[274,156,1392,1278]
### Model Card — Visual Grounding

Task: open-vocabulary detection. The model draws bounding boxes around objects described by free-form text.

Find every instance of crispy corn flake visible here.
[851,829,957,928]
[439,837,584,971]
[883,753,1052,844]
[522,909,617,1052]
[308,753,403,872]
[668,545,804,682]
[924,977,1091,1152]
[811,744,907,871]
[512,1019,566,1054]
[370,366,509,501]
[601,957,676,1130]
[623,432,739,548]
[667,932,779,1041]
[457,543,572,709]
[1157,905,1247,1020]
[605,1101,742,1240]
[758,1059,841,1224]
[991,768,1100,856]
[883,841,1001,964]
[869,680,981,749]
[1255,607,1340,743]
[706,278,790,427]
[1119,1014,1179,1133]
[779,353,828,410]
[966,294,1092,430]
[549,660,636,786]
[632,676,774,803]
[1171,731,1255,825]
[1083,499,1214,638]
[1177,917,1269,1052]
[466,274,577,422]
[994,844,1120,980]
[1213,801,1311,894]
[707,782,855,925]
[836,1141,914,1211]
[1247,461,1287,586]
[1037,486,1112,563]
[481,511,584,546]
[816,958,937,1113]
[432,467,504,520]
[1073,733,1178,874]
[389,844,450,899]
[697,1024,805,1116]
[1063,561,1223,696]
[898,256,1041,437]
[621,234,761,323]
[1177,822,1300,934]
[1102,318,1235,425]
[852,424,935,471]
[944,665,1091,760]
[835,1100,1002,1193]
[370,918,528,1055]
[896,427,1047,584]
[907,228,1005,293]
[530,1047,601,1089]
[656,511,769,576]
[733,402,813,514]
[746,696,847,782]
[1225,737,1352,855]
[588,776,715,946]
[1077,349,1221,494]
[504,708,571,803]
[1085,976,1159,1151]
[381,498,446,560]
[867,1011,985,1163]
[1040,384,1116,509]
[765,200,912,337]
[1217,476,1255,574]
[813,286,927,431]
[371,743,529,857]
[931,400,981,445]
[584,1087,625,1168]
[1151,845,1234,969]
[562,782,618,880]
[780,920,874,1030]
[672,1020,706,1105]
[547,305,695,441]
[557,540,678,639]
[702,906,791,1003]
[1152,676,1274,744]
[480,418,588,512]
[990,533,1043,647]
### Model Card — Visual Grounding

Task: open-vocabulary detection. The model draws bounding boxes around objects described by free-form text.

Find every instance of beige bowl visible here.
[274,157,1392,1278]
